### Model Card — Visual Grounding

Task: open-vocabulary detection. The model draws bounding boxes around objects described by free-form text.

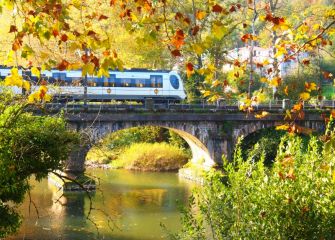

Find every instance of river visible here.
[7,169,195,240]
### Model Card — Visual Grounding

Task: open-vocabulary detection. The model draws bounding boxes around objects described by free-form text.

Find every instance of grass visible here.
[322,84,334,99]
[112,142,189,171]
[86,146,119,164]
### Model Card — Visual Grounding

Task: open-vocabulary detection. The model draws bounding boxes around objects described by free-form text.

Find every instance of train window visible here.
[72,77,82,86]
[48,77,56,84]
[121,78,132,87]
[53,72,67,80]
[150,75,163,88]
[102,77,108,87]
[88,77,96,86]
[135,79,145,87]
[169,75,179,89]
[115,78,121,87]
[145,79,151,87]
[108,75,116,87]
[96,77,104,87]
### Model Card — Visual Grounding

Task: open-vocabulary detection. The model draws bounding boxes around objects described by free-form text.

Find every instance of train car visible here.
[0,68,186,102]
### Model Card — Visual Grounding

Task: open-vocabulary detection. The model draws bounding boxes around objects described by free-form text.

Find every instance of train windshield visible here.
[169,75,179,89]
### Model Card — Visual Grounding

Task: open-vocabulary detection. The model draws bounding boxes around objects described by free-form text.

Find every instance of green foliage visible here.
[0,97,78,238]
[114,142,189,171]
[277,66,320,99]
[240,127,314,166]
[174,133,335,239]
[182,72,203,103]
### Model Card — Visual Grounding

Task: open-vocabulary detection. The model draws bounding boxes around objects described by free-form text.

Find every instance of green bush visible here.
[174,133,335,240]
[240,128,314,166]
[114,142,189,171]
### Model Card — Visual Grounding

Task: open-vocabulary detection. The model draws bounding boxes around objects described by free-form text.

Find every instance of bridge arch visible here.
[231,120,326,153]
[65,121,219,173]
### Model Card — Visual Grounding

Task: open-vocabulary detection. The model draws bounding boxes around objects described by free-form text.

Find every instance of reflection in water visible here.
[7,169,194,240]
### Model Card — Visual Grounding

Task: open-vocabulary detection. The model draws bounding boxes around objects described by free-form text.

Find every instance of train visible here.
[0,68,186,102]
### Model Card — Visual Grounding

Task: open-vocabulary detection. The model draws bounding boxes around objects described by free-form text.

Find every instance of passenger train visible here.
[0,68,186,102]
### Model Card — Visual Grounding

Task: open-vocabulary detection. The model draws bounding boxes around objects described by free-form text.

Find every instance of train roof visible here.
[0,66,172,73]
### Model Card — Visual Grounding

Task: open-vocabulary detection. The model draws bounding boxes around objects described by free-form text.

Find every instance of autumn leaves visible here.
[3,68,51,104]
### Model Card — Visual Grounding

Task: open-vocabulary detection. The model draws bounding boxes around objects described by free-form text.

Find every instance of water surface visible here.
[7,169,194,240]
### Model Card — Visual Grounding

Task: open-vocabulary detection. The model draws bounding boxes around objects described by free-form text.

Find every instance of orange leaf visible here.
[57,59,70,71]
[171,49,181,57]
[98,14,109,20]
[302,58,310,65]
[212,4,223,13]
[186,63,194,78]
[191,25,200,36]
[171,29,185,49]
[87,30,96,37]
[196,10,206,20]
[229,5,236,12]
[284,86,289,96]
[241,33,256,43]
[52,29,59,37]
[175,12,183,20]
[292,102,303,111]
[9,25,18,33]
[60,34,68,42]
[323,71,333,79]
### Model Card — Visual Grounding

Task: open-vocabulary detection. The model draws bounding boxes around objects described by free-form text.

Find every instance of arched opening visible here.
[85,125,214,171]
[239,126,319,166]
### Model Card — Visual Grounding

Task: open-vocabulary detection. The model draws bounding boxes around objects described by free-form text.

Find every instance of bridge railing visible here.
[42,99,335,113]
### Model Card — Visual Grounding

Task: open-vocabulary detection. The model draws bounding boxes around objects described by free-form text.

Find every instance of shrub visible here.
[0,100,78,238]
[173,133,335,240]
[115,142,189,171]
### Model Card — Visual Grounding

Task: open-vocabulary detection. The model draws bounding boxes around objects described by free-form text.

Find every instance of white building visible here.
[223,46,308,77]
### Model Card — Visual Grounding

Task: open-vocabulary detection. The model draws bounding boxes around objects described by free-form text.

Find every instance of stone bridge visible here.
[63,111,326,174]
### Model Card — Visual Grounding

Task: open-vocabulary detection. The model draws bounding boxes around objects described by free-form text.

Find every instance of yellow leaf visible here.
[44,94,52,102]
[97,68,110,78]
[305,82,317,92]
[259,15,266,21]
[27,94,35,103]
[263,59,270,66]
[22,80,30,91]
[300,92,310,101]
[201,90,211,97]
[270,77,281,87]
[276,124,289,131]
[192,44,204,55]
[274,46,287,58]
[260,77,268,83]
[82,63,95,76]
[212,22,226,40]
[212,80,220,87]
[11,67,19,76]
[4,68,24,88]
[284,109,292,120]
[31,67,41,78]
[255,111,269,119]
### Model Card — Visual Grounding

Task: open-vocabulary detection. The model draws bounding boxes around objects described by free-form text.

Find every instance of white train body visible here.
[0,68,186,101]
